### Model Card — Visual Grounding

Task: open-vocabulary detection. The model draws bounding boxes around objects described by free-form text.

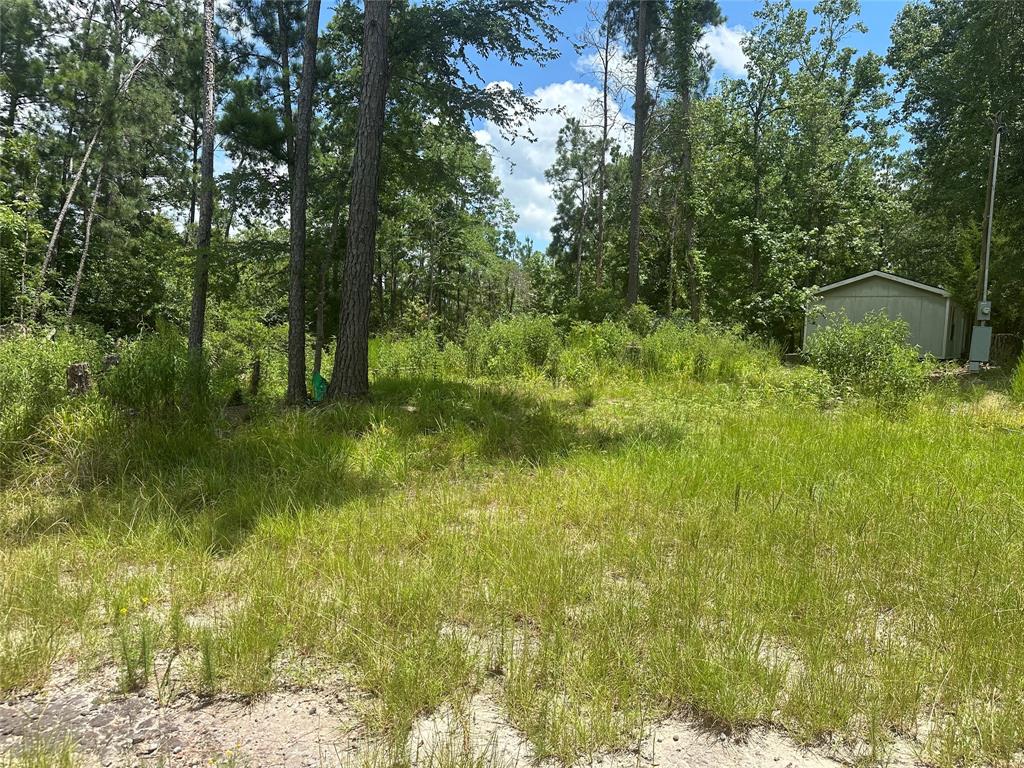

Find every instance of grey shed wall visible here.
[803,274,965,359]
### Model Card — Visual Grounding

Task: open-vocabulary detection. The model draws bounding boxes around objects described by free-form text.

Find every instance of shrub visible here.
[463,315,561,378]
[623,302,657,336]
[0,328,102,454]
[373,329,465,380]
[562,320,639,371]
[553,346,599,388]
[1010,357,1024,403]
[806,311,927,410]
[206,308,287,402]
[101,325,196,414]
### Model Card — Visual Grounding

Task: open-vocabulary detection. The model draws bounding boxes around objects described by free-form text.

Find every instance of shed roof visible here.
[814,270,950,298]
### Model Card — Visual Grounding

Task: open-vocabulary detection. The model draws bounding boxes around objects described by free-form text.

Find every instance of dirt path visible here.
[2,669,915,767]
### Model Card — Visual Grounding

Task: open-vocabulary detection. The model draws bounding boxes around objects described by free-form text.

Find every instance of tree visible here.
[286,0,323,405]
[67,164,103,318]
[889,0,1024,333]
[663,0,722,320]
[328,0,391,399]
[187,0,218,363]
[546,118,601,299]
[578,3,625,290]
[623,0,652,306]
[0,0,47,131]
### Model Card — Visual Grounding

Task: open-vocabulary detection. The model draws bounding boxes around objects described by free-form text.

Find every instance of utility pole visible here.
[968,115,1004,372]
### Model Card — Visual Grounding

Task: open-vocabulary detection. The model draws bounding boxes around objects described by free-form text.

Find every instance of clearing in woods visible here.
[2,353,1024,767]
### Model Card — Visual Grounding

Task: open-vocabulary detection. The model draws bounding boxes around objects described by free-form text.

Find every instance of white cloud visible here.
[476,80,630,247]
[479,24,747,248]
[576,41,637,98]
[703,24,749,78]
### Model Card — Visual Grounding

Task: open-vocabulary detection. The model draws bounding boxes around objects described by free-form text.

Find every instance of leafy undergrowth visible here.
[3,327,1024,767]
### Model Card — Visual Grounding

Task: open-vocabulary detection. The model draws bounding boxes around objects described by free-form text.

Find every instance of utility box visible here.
[969,325,993,364]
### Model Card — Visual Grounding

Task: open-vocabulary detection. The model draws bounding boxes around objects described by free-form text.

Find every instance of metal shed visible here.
[803,270,968,360]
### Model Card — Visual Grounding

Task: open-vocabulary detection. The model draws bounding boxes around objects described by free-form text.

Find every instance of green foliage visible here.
[806,311,927,410]
[1010,357,1024,403]
[464,315,560,378]
[0,329,102,458]
[101,326,196,415]
[373,330,467,381]
[637,321,774,380]
[622,302,657,336]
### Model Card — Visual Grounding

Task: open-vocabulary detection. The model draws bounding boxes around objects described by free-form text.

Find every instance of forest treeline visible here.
[0,0,1021,400]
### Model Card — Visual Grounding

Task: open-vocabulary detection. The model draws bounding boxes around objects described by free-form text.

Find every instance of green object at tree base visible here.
[312,372,328,402]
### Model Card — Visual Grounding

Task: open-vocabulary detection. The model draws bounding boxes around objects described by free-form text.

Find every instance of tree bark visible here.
[679,87,700,321]
[595,20,611,289]
[35,127,99,315]
[188,117,199,232]
[314,200,342,378]
[575,184,587,299]
[328,0,390,400]
[751,116,764,293]
[187,0,217,363]
[625,0,648,307]
[67,165,104,319]
[286,0,322,405]
[682,216,699,322]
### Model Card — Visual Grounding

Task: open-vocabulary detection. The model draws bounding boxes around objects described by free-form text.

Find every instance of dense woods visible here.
[1,0,1021,396]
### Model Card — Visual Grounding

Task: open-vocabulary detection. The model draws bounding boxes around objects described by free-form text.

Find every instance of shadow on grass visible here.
[2,376,687,553]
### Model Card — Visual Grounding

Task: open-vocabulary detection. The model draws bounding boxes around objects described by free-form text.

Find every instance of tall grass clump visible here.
[806,311,927,410]
[551,321,632,383]
[0,329,102,461]
[638,321,775,382]
[101,324,199,415]
[206,307,288,403]
[464,315,560,378]
[1010,356,1024,403]
[373,329,467,380]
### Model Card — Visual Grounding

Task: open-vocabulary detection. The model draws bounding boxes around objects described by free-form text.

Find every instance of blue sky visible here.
[463,0,909,248]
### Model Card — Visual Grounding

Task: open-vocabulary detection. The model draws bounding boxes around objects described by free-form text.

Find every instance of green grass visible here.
[3,332,1024,766]
[1,738,77,768]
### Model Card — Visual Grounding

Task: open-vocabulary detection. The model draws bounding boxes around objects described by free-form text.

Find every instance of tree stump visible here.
[67,362,91,395]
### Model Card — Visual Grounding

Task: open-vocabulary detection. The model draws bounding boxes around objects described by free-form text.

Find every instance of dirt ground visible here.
[1,667,916,768]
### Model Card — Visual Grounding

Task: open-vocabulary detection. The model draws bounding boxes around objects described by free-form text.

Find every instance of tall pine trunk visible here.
[314,200,342,378]
[679,88,700,321]
[328,0,390,400]
[187,0,217,363]
[286,0,322,405]
[67,166,104,319]
[575,184,587,299]
[595,21,612,289]
[625,0,648,306]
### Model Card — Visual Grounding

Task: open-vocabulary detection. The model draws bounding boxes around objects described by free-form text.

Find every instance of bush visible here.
[101,325,196,414]
[373,329,466,380]
[463,315,561,378]
[635,322,773,381]
[806,312,927,410]
[561,320,639,371]
[0,328,102,454]
[206,308,287,402]
[1010,357,1024,403]
[623,303,657,336]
